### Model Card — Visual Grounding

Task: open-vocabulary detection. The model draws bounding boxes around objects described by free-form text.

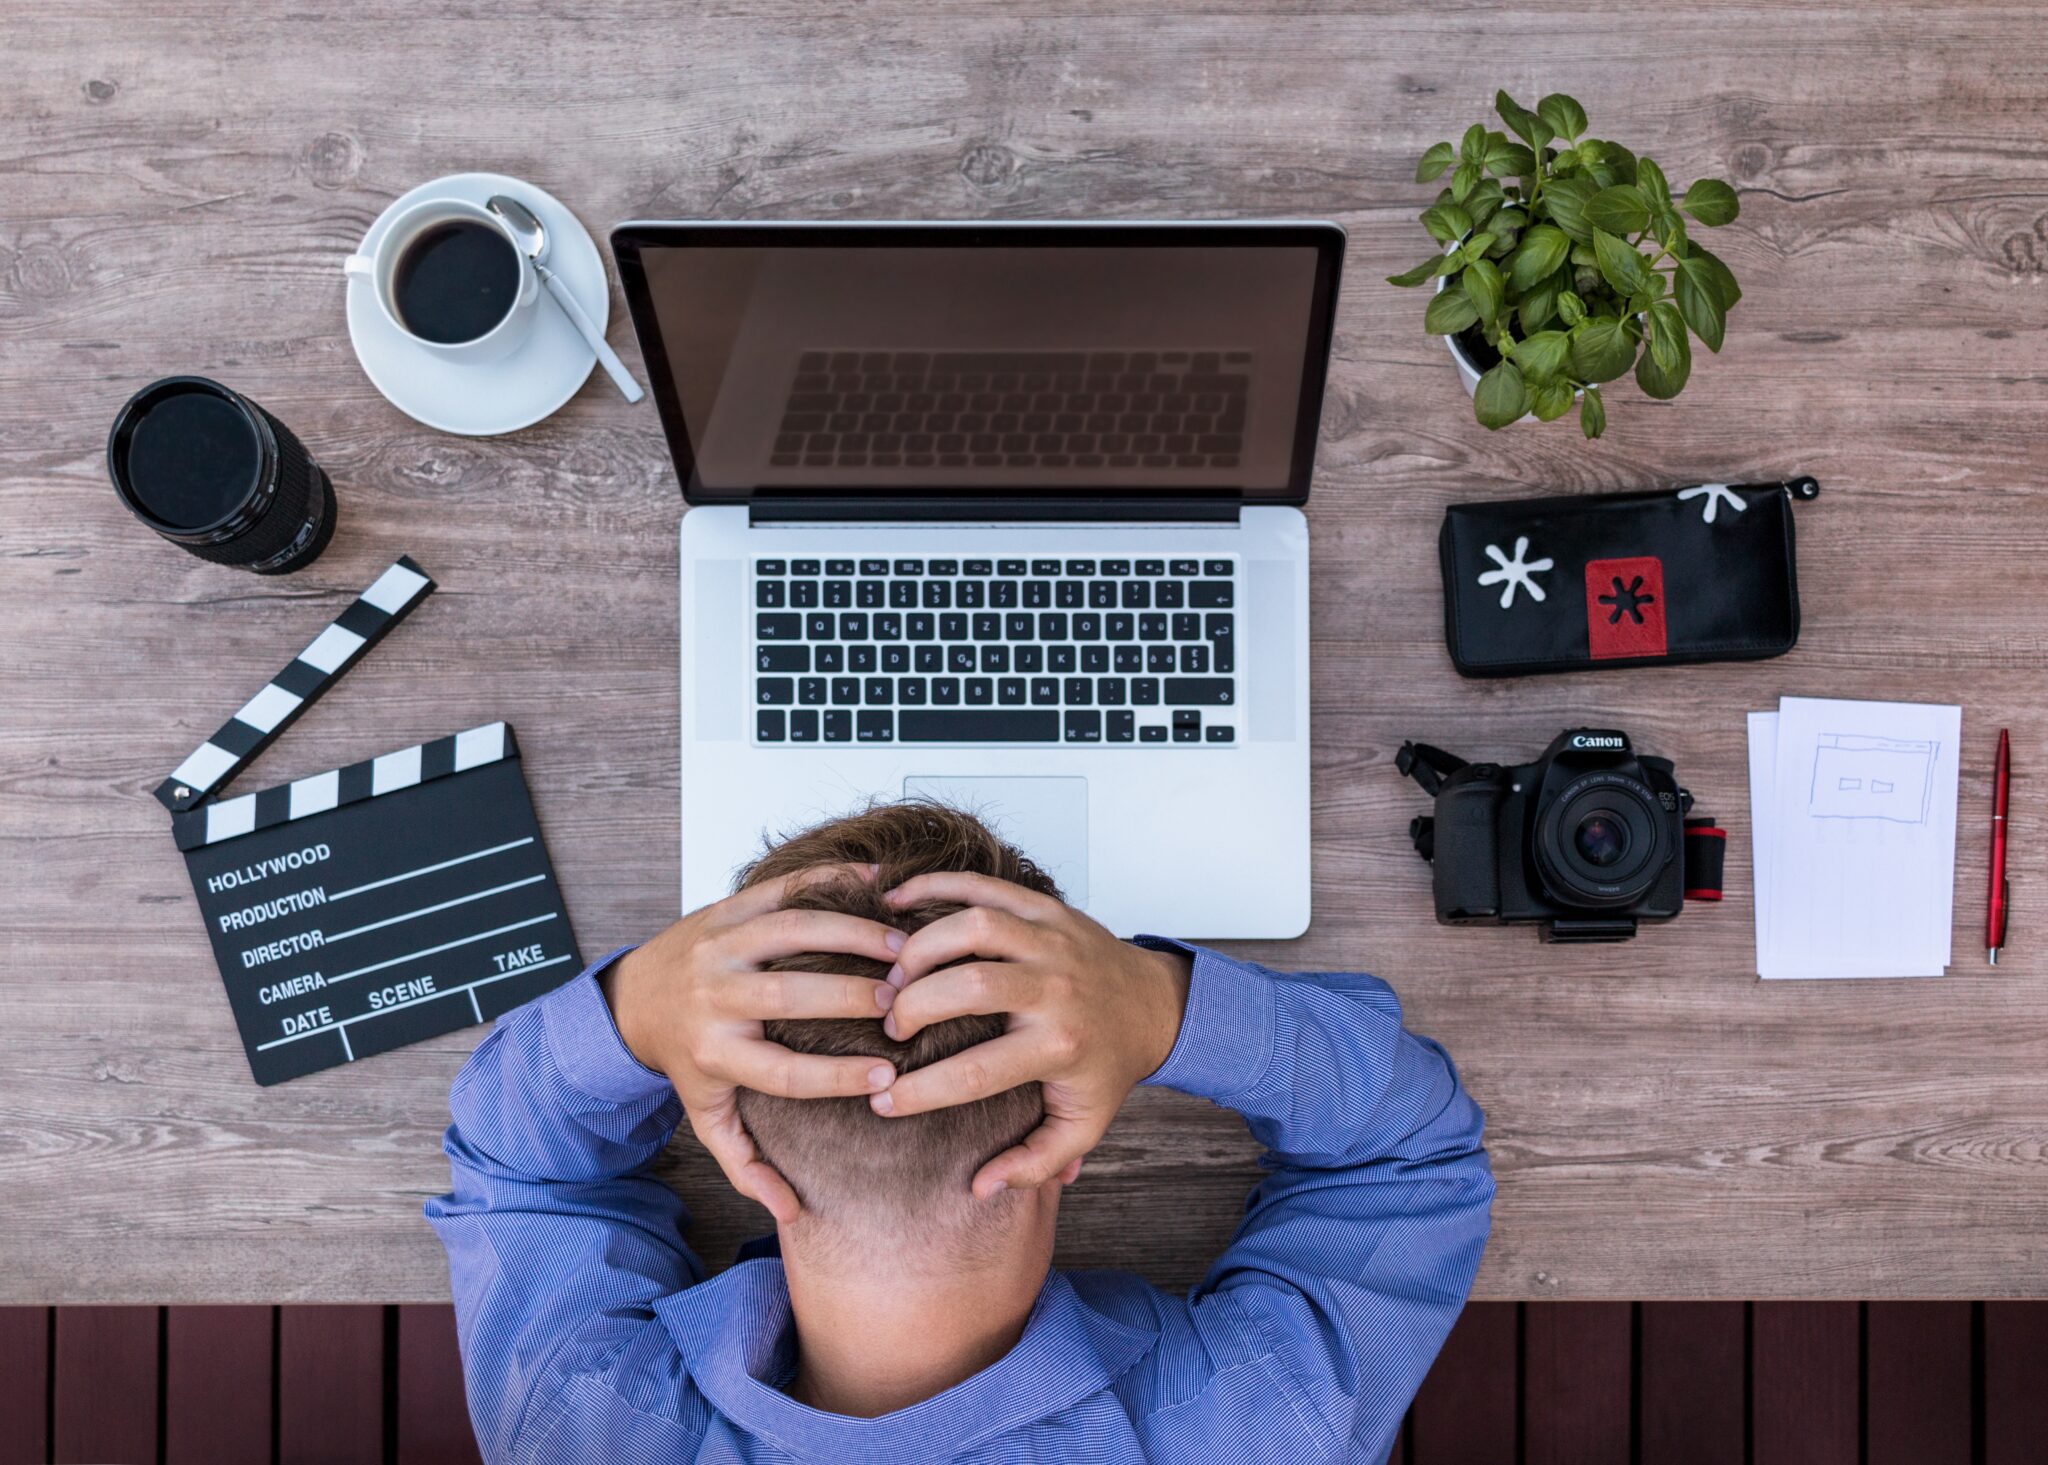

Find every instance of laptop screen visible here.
[613,223,1344,504]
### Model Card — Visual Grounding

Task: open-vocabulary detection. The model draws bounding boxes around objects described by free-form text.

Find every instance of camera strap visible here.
[1683,817,1726,901]
[1394,741,1468,798]
[1395,742,1471,863]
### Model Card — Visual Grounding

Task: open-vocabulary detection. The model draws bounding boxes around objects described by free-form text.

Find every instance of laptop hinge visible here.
[747,491,1243,526]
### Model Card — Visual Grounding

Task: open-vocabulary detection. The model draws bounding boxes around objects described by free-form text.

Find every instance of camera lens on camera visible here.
[1534,772,1668,909]
[1573,812,1631,868]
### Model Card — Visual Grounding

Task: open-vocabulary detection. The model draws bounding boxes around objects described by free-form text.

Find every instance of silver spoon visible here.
[488,194,644,404]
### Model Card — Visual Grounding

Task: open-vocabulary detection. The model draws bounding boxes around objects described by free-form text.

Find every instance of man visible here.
[428,803,1493,1462]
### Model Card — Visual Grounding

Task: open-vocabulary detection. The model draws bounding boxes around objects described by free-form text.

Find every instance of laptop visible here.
[612,221,1344,938]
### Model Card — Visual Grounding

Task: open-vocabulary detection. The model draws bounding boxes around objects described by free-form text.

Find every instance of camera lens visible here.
[107,377,337,575]
[1533,772,1670,909]
[1573,813,1630,868]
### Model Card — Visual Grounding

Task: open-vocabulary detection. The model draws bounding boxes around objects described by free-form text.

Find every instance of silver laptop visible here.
[612,221,1344,938]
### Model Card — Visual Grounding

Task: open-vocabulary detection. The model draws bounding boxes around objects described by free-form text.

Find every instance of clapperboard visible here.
[162,558,583,1085]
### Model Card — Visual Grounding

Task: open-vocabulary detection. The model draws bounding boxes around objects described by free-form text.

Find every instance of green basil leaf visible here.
[1536,93,1588,141]
[1557,289,1587,327]
[1424,285,1480,335]
[1509,224,1571,290]
[1528,116,1555,152]
[1647,299,1683,372]
[1488,232,1519,260]
[1636,157,1671,209]
[1492,207,1528,233]
[1495,89,1540,144]
[1636,314,1692,398]
[1462,257,1505,324]
[1542,176,1599,242]
[1685,242,1743,309]
[1422,203,1472,244]
[1517,277,1559,335]
[1461,123,1489,165]
[1675,256,1727,351]
[1473,361,1530,429]
[1570,316,1638,383]
[1600,141,1639,186]
[1387,254,1447,287]
[1490,141,1537,178]
[1592,228,1651,296]
[1463,231,1496,261]
[1580,383,1607,439]
[1584,185,1651,237]
[1531,379,1577,421]
[1451,163,1479,202]
[1510,329,1572,383]
[1415,141,1456,183]
[1681,178,1740,226]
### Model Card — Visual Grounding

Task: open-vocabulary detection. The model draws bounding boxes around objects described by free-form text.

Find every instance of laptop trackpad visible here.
[901,776,1089,909]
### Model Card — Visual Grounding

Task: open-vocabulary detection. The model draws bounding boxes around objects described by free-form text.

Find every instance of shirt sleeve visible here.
[1135,939,1495,1464]
[423,948,706,1462]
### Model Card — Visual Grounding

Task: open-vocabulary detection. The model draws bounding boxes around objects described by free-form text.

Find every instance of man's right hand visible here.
[600,867,906,1224]
[872,873,1193,1199]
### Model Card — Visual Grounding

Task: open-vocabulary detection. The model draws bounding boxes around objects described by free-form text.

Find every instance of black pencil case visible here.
[1438,476,1818,678]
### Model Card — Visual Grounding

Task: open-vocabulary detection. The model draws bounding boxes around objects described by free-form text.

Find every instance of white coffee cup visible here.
[343,197,539,364]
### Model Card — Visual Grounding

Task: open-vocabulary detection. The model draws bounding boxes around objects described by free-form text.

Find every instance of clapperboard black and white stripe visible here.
[154,557,435,812]
[161,557,582,1085]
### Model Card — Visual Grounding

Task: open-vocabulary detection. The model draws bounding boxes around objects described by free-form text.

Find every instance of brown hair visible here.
[731,801,1059,1239]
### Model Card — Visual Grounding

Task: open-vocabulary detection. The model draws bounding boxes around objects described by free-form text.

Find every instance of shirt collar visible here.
[656,1260,1156,1459]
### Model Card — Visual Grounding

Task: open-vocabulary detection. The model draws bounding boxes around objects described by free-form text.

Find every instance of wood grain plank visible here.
[279,1304,386,1465]
[1867,1301,1973,1465]
[4,0,2048,1303]
[1408,1301,1516,1465]
[1639,1301,1745,1465]
[165,1305,273,1465]
[1985,1301,2048,1465]
[397,1304,481,1465]
[1524,1302,1631,1465]
[0,1309,50,1465]
[51,1306,158,1465]
[1753,1302,1859,1465]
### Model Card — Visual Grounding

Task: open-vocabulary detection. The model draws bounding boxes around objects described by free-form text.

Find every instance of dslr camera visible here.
[1398,729,1717,943]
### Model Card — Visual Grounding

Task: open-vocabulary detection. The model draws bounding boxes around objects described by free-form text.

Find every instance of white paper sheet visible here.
[1749,697,1961,979]
[1747,710,1777,975]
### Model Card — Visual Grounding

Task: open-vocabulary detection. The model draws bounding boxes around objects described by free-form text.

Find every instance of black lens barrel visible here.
[107,376,336,575]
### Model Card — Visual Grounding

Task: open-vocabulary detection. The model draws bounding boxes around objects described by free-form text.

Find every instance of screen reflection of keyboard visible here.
[772,350,1251,470]
[753,556,1239,746]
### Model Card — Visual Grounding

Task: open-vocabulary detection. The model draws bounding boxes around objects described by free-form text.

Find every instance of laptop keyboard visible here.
[772,350,1251,471]
[753,556,1238,746]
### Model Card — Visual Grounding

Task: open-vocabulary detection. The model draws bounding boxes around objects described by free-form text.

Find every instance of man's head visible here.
[732,802,1058,1254]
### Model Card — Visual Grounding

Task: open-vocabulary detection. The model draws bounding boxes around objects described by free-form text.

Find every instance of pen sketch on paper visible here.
[1808,733,1939,824]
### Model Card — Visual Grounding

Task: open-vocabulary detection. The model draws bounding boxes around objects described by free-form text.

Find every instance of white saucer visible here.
[345,172,607,436]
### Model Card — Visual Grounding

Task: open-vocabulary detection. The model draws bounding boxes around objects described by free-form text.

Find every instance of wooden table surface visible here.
[6,1,2046,1304]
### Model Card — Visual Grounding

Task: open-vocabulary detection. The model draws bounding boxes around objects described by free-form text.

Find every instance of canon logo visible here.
[1571,734,1626,749]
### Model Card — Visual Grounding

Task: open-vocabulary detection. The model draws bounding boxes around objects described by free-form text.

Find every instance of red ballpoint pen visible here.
[1988,729,2010,965]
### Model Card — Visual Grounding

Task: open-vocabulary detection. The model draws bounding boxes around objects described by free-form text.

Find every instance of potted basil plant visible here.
[1388,90,1743,438]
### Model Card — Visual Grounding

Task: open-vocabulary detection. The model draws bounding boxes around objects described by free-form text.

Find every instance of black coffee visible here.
[125,387,261,528]
[391,219,520,344]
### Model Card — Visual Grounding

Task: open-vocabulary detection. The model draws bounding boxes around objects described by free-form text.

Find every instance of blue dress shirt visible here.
[426,940,1493,1463]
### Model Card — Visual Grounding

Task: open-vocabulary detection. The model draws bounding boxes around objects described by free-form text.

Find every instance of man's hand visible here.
[871,873,1192,1198]
[600,866,904,1225]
